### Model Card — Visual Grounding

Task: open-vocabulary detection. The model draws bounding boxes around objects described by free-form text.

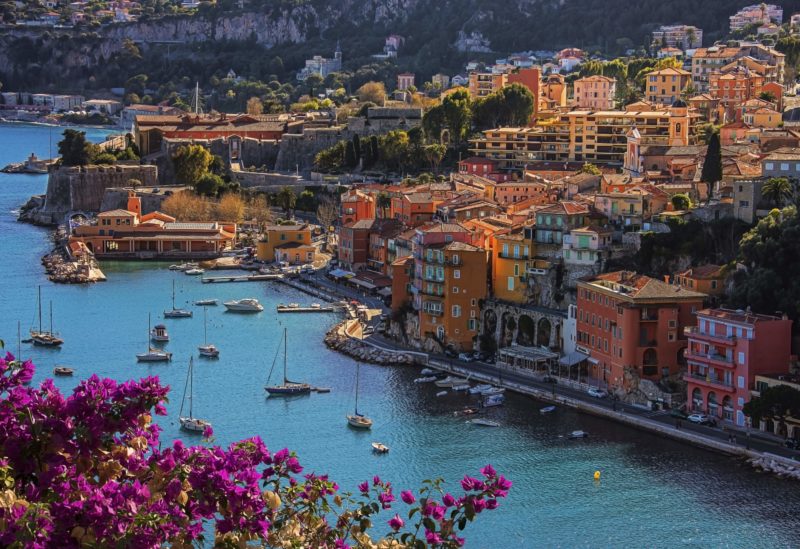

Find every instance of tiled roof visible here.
[538,201,589,215]
[588,271,706,300]
[98,209,137,217]
[164,222,218,230]
[678,264,723,279]
[697,307,784,325]
[444,241,482,252]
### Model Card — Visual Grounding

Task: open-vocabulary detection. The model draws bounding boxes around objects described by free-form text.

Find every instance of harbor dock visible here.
[277,304,337,313]
[201,274,284,283]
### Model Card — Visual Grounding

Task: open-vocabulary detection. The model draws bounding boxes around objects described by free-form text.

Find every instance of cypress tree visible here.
[700,131,722,201]
[344,140,357,168]
[352,135,361,163]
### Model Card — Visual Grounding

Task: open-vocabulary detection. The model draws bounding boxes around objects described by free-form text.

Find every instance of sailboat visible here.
[30,286,63,347]
[164,280,192,318]
[347,362,372,429]
[198,307,219,358]
[137,314,172,362]
[179,357,211,433]
[265,328,311,396]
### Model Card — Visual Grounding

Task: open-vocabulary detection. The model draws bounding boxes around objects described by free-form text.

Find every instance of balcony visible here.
[640,311,659,322]
[685,350,734,368]
[684,326,737,346]
[685,373,735,392]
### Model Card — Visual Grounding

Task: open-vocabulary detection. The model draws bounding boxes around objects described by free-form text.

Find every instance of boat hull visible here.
[180,417,210,433]
[347,415,373,429]
[137,353,172,362]
[164,310,192,318]
[265,384,311,396]
[198,346,220,358]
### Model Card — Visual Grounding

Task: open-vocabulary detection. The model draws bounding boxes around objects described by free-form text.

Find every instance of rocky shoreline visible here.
[749,455,800,480]
[324,322,420,365]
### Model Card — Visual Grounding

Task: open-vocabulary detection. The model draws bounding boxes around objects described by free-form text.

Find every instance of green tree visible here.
[92,152,117,165]
[352,134,361,162]
[376,191,392,218]
[172,144,213,188]
[57,129,92,166]
[423,143,447,173]
[296,189,317,211]
[422,104,446,141]
[762,177,793,208]
[744,384,800,426]
[759,90,777,103]
[196,173,224,196]
[275,186,296,216]
[700,131,722,202]
[580,163,602,175]
[344,140,357,168]
[441,89,472,146]
[671,193,692,210]
[314,141,346,172]
[380,130,411,171]
[369,136,380,165]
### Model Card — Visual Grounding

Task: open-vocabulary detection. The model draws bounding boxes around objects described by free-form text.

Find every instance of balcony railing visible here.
[686,373,735,391]
[684,326,738,344]
[685,350,734,367]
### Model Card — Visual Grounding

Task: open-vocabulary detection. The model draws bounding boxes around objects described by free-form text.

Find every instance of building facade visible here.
[573,75,616,110]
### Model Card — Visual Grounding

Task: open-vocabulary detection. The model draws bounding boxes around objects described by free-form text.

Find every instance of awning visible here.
[587,357,600,365]
[378,287,393,297]
[329,268,355,279]
[558,351,588,366]
[350,278,376,290]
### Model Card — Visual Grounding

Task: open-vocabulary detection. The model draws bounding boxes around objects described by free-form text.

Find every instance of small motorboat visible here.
[310,303,322,309]
[454,407,480,416]
[467,418,501,427]
[480,386,506,396]
[568,430,589,439]
[435,376,468,388]
[314,387,332,393]
[414,376,437,383]
[420,368,436,376]
[150,324,169,343]
[53,366,74,376]
[194,299,218,306]
[436,390,448,397]
[540,405,556,414]
[185,268,205,275]
[224,298,264,312]
[452,383,471,392]
[469,383,492,395]
[371,442,390,454]
[482,394,505,408]
[287,303,300,308]
[169,264,183,270]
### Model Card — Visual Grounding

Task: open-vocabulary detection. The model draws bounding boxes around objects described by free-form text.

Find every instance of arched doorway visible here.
[436,325,445,341]
[692,388,703,411]
[517,315,535,346]
[707,392,718,417]
[536,318,551,347]
[722,395,733,422]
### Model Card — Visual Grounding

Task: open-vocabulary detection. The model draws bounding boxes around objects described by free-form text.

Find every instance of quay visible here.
[277,305,337,313]
[201,273,284,283]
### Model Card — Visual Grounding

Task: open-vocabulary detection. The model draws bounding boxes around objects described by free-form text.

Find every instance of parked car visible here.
[542,376,558,384]
[687,413,710,425]
[587,388,608,399]
[362,325,375,335]
[669,408,689,420]
[444,348,457,358]
[458,352,475,362]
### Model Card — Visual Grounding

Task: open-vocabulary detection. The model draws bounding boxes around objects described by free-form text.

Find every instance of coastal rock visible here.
[324,322,417,365]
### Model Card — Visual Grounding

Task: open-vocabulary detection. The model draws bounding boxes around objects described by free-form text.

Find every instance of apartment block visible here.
[646,68,692,106]
[573,75,616,110]
[652,24,703,50]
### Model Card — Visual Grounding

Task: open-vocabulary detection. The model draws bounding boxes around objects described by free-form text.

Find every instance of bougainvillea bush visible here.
[0,352,510,548]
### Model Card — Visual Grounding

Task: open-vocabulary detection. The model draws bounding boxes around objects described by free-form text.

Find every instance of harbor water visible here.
[1,123,800,548]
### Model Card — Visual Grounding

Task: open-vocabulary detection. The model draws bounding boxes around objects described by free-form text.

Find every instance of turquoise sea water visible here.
[1,123,800,548]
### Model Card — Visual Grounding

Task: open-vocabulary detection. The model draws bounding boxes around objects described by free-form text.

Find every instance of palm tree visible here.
[762,177,793,208]
[376,192,392,219]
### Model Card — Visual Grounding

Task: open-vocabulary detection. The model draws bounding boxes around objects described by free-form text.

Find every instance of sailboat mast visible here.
[38,286,42,333]
[204,307,208,344]
[188,358,194,419]
[172,280,176,309]
[355,362,360,414]
[147,313,151,348]
[49,301,53,334]
[283,327,288,383]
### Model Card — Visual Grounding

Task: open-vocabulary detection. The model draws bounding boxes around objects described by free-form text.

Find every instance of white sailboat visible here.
[265,328,311,396]
[137,314,172,362]
[347,362,372,429]
[164,280,192,318]
[30,286,63,347]
[198,307,219,358]
[179,357,211,433]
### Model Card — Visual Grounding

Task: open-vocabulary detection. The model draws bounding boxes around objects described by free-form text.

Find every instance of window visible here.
[471,298,476,306]
[668,332,676,341]
[280,233,286,240]
[765,162,774,170]
[453,286,459,293]
[502,243,509,256]
[507,276,514,291]
[514,264,519,276]
[737,375,745,389]
[452,254,459,264]
[453,270,460,279]
[468,319,477,331]
[781,163,790,171]
[451,305,461,318]
[738,351,745,365]
[668,320,676,328]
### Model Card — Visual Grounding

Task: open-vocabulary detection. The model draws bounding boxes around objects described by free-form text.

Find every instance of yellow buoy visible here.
[593,470,601,480]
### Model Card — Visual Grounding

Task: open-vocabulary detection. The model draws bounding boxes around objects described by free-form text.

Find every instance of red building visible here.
[458,157,510,182]
[340,189,376,225]
[685,308,792,427]
[576,271,706,389]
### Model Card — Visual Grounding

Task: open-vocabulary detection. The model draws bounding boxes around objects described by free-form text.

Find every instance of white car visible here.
[687,413,710,425]
[587,388,608,399]
[458,352,475,362]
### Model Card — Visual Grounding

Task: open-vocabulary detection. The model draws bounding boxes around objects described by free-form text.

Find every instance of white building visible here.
[652,24,703,50]
[297,43,342,81]
[730,4,783,32]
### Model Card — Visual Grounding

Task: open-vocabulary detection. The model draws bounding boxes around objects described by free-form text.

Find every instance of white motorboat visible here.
[540,405,556,414]
[372,442,389,454]
[482,394,505,408]
[53,366,74,376]
[224,298,264,312]
[436,390,448,397]
[150,324,169,342]
[413,376,437,383]
[480,386,506,396]
[420,368,436,376]
[169,264,182,270]
[185,268,205,276]
[194,299,218,306]
[179,357,211,433]
[346,362,372,429]
[452,383,471,392]
[435,376,468,388]
[137,314,172,362]
[467,418,501,427]
[469,383,492,395]
[310,303,322,309]
[454,407,480,416]
[164,280,193,318]
[568,430,588,439]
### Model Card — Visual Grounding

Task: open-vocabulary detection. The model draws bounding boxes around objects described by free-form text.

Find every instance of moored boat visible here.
[184,268,205,275]
[53,366,74,376]
[371,442,389,454]
[164,280,192,318]
[265,328,311,396]
[480,386,505,396]
[179,357,211,433]
[467,418,501,427]
[568,430,588,439]
[198,307,219,358]
[224,298,264,312]
[482,394,505,408]
[346,362,372,429]
[540,405,556,414]
[469,383,492,395]
[452,383,471,392]
[150,324,169,342]
[436,390,448,397]
[30,287,63,347]
[137,314,172,362]
[413,376,437,383]
[194,299,218,306]
[420,368,436,376]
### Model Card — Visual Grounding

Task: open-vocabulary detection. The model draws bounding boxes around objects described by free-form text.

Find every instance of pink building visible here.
[685,308,792,427]
[573,75,616,110]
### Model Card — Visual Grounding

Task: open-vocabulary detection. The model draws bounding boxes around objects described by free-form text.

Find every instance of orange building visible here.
[412,224,486,351]
[390,192,444,227]
[576,271,706,389]
[490,225,530,304]
[646,67,692,105]
[340,189,376,225]
[674,264,725,297]
[70,194,236,259]
[390,256,414,311]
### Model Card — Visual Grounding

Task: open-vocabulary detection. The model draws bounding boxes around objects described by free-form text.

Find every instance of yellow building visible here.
[646,67,692,105]
[743,107,781,128]
[470,104,700,169]
[256,224,314,264]
[490,226,531,304]
[468,72,507,98]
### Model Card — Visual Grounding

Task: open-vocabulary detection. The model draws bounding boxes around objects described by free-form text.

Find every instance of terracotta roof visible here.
[587,271,706,300]
[678,264,723,279]
[538,201,589,215]
[418,222,469,233]
[444,241,482,252]
[98,209,136,217]
[696,307,785,325]
[648,67,691,76]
